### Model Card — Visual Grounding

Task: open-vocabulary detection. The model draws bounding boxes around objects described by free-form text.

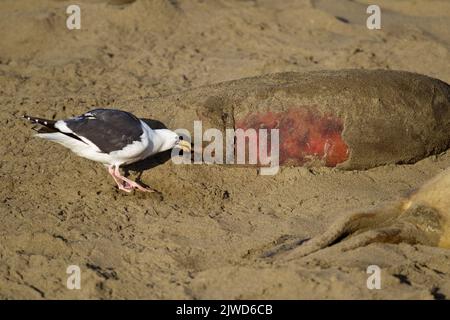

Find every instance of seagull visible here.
[23,108,191,193]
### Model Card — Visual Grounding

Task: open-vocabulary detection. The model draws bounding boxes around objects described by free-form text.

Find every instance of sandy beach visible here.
[0,0,449,299]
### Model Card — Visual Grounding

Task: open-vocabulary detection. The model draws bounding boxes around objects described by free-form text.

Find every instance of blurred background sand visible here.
[0,0,449,299]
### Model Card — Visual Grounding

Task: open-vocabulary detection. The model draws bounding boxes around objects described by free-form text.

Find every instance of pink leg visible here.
[108,165,132,193]
[113,165,155,193]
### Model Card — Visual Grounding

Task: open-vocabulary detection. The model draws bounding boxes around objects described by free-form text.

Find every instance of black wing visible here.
[64,109,144,153]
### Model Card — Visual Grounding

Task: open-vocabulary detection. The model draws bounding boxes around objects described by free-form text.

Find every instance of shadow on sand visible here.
[122,118,193,185]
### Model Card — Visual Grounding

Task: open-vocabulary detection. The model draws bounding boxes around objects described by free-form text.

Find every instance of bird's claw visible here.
[121,180,155,193]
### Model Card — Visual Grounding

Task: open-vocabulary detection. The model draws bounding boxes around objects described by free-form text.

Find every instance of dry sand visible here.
[0,0,449,299]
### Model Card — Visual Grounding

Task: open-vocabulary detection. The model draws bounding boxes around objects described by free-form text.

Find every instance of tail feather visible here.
[23,115,58,133]
[22,115,85,143]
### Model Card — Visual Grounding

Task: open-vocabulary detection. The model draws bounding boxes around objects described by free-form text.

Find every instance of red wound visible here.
[235,108,349,167]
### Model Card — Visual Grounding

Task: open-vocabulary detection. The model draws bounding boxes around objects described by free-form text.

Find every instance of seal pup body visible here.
[266,167,450,260]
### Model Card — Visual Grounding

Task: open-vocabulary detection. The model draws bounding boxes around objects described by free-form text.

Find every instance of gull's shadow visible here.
[122,118,192,184]
[140,118,167,130]
[123,150,172,173]
[122,118,171,181]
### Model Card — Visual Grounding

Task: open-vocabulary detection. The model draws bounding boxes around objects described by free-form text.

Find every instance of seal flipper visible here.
[263,168,450,261]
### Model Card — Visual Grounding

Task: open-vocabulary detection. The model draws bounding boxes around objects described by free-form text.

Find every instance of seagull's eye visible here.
[179,136,184,140]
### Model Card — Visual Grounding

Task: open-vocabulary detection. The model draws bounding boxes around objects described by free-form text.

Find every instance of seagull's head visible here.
[174,136,192,153]
[155,129,192,153]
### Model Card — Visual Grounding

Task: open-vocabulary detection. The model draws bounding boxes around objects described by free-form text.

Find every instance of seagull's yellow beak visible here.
[176,140,192,153]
